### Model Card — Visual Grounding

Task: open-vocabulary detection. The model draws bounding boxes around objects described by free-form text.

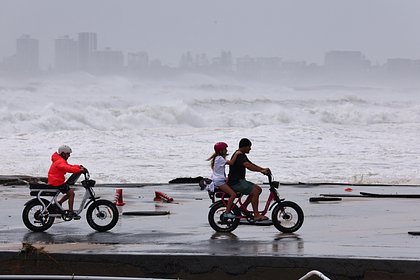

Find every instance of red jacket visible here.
[48,152,81,186]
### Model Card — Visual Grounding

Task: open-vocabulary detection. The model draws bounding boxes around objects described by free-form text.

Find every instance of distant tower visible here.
[54,35,78,72]
[324,50,369,72]
[127,51,149,72]
[78,32,97,71]
[15,34,39,72]
[180,52,194,70]
[92,48,124,73]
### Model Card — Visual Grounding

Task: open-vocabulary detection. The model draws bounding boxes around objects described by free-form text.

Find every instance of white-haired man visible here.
[48,145,85,219]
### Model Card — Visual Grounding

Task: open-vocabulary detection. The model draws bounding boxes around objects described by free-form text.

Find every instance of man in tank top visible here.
[228,138,270,221]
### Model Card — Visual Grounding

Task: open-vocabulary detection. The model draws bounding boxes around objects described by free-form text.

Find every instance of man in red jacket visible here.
[48,145,85,219]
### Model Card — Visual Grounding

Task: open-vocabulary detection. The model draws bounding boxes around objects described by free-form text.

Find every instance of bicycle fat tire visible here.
[22,198,55,232]
[208,201,240,232]
[272,201,304,233]
[86,199,119,232]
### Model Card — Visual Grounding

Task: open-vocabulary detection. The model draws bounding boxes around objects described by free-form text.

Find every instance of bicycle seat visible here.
[29,183,59,196]
[208,190,242,203]
[215,191,241,198]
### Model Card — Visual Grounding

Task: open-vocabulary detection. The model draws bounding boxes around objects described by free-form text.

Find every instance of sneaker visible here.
[199,179,207,190]
[223,212,236,219]
[68,211,81,220]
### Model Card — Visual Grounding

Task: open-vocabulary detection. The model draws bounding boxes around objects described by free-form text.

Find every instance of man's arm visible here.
[243,161,270,174]
[226,150,242,166]
[57,161,82,174]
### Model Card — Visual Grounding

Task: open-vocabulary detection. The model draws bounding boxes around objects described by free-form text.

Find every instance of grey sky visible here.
[1,0,420,67]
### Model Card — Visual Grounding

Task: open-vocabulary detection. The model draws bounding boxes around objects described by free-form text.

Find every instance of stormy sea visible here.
[1,73,419,185]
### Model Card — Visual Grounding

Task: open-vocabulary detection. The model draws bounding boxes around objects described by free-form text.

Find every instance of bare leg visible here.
[67,189,75,211]
[58,189,75,211]
[58,194,68,205]
[218,184,236,213]
[240,185,259,212]
[250,185,267,220]
[241,195,252,212]
[251,185,262,217]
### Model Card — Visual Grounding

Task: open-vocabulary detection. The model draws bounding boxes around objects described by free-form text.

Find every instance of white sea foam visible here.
[0,74,419,184]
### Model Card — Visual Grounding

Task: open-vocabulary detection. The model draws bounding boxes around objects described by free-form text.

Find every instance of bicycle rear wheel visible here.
[22,199,55,232]
[208,201,240,232]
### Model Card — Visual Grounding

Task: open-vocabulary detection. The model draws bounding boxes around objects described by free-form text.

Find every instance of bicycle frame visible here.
[209,174,284,218]
[24,168,119,232]
[29,171,99,219]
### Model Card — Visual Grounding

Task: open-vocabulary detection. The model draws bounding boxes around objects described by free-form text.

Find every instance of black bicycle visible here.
[22,169,119,232]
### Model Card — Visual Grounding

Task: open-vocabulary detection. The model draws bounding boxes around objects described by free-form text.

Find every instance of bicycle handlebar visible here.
[82,167,90,180]
[266,172,273,183]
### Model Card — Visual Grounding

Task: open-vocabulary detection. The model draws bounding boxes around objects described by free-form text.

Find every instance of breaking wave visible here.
[0,74,419,184]
[0,75,419,134]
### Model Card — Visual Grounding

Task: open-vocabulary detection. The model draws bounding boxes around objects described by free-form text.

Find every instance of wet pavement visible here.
[1,181,420,260]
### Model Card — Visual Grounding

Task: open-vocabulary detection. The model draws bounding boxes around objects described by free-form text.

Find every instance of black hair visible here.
[239,138,252,148]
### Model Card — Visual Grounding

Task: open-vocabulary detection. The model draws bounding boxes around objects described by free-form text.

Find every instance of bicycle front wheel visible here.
[272,201,304,233]
[86,200,119,232]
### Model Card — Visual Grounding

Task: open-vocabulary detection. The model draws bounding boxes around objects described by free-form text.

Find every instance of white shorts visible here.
[206,179,226,192]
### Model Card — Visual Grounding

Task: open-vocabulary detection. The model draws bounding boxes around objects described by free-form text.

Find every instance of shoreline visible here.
[1,175,420,188]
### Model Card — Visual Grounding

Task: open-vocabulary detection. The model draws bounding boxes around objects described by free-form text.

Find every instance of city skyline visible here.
[1,31,419,87]
[1,0,420,69]
[2,32,420,71]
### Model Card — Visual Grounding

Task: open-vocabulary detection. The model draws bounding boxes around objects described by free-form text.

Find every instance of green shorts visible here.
[231,179,254,195]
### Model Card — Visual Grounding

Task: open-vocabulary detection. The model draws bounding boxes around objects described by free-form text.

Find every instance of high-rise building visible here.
[54,35,78,72]
[386,58,413,74]
[15,34,39,72]
[78,32,97,71]
[236,56,256,76]
[127,51,149,71]
[324,50,370,72]
[92,48,124,73]
[179,52,194,70]
[220,50,233,72]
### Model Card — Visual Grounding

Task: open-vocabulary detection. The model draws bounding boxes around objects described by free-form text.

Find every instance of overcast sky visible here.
[1,0,420,67]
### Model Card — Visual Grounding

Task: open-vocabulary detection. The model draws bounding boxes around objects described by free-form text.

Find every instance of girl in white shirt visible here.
[206,142,241,219]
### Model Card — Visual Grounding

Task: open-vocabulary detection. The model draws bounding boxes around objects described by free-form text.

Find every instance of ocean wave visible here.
[0,74,418,185]
[0,77,419,133]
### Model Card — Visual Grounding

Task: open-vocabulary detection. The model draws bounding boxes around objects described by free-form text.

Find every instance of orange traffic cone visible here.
[114,188,126,206]
[153,191,174,202]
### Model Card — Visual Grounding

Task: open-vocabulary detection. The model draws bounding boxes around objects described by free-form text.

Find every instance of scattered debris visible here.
[154,191,174,202]
[19,242,58,263]
[122,211,170,216]
[169,176,206,184]
[309,197,342,203]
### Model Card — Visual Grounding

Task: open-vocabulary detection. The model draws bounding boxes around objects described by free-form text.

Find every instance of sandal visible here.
[254,216,269,221]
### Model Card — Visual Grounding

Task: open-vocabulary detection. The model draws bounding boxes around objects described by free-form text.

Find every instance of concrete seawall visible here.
[1,252,420,280]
